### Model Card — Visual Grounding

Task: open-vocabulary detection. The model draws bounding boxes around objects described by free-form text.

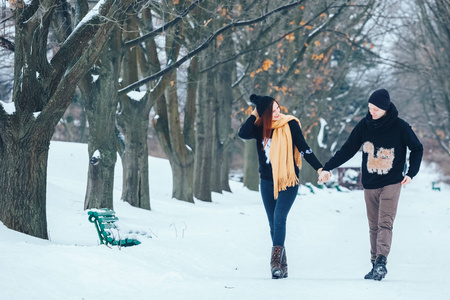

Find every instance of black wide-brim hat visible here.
[250,94,275,116]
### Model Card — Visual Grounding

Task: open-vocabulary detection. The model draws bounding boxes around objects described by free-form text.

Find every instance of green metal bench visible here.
[87,209,141,247]
[432,181,441,191]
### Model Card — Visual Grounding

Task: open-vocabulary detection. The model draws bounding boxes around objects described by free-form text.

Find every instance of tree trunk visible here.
[116,13,153,210]
[81,30,121,210]
[150,13,195,203]
[210,20,234,193]
[167,69,195,202]
[211,61,233,193]
[118,108,151,210]
[194,49,215,202]
[0,128,52,239]
[171,154,195,201]
[153,92,194,204]
[243,139,259,191]
[154,88,195,203]
[301,123,322,186]
[0,0,137,238]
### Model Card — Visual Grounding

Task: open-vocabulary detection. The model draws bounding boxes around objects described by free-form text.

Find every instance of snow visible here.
[308,21,327,38]
[342,168,360,184]
[66,0,106,41]
[0,100,15,114]
[92,149,101,159]
[340,151,363,168]
[0,141,449,299]
[90,149,101,165]
[317,118,328,149]
[127,91,147,102]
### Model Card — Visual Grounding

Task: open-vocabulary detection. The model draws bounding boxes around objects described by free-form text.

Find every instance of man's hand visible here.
[318,170,331,183]
[401,175,411,185]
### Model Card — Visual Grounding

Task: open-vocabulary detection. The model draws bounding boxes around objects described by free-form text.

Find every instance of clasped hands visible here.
[317,168,331,183]
[317,169,412,185]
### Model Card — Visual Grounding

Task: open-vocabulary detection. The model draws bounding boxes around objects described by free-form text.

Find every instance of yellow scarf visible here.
[268,114,302,199]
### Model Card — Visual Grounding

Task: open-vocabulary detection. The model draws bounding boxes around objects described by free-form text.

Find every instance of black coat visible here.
[238,115,323,182]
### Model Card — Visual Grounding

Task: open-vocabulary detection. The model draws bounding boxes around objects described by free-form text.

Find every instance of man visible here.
[318,89,423,281]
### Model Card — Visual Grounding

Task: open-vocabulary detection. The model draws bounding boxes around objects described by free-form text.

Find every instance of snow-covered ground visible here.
[1,141,449,300]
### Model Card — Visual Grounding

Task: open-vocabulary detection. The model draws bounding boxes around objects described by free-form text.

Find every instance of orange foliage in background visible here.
[216,34,224,47]
[303,121,319,140]
[262,59,273,71]
[8,0,24,9]
[285,33,295,42]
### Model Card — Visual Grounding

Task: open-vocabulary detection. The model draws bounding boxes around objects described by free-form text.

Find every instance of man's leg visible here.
[377,183,402,258]
[368,183,402,281]
[364,188,380,261]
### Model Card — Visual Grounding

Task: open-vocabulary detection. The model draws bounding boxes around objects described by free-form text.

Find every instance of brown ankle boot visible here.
[271,246,285,279]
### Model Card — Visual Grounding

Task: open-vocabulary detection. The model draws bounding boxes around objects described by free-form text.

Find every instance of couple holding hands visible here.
[238,89,423,280]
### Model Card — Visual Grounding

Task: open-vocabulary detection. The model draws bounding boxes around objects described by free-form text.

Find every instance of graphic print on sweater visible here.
[264,139,272,164]
[362,142,394,175]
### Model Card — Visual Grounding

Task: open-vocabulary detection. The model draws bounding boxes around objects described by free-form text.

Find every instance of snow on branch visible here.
[66,0,106,42]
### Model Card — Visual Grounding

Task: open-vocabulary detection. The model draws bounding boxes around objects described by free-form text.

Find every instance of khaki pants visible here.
[364,183,402,260]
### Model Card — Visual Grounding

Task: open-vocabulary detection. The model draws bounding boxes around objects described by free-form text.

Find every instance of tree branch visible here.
[124,0,205,49]
[119,0,307,95]
[0,37,15,52]
[199,3,328,74]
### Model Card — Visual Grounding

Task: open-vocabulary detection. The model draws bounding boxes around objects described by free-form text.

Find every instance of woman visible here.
[238,94,323,279]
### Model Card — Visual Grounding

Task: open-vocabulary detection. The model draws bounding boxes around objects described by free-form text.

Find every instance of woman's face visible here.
[368,103,386,120]
[272,102,281,121]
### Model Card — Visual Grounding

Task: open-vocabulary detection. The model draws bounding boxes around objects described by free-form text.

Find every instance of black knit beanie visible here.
[250,94,274,117]
[368,89,391,111]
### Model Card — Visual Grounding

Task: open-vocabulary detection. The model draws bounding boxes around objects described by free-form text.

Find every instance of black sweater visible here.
[323,103,423,189]
[238,115,323,182]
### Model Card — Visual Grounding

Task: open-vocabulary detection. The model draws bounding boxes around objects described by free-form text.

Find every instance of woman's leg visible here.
[260,179,276,243]
[260,180,299,246]
[272,185,299,247]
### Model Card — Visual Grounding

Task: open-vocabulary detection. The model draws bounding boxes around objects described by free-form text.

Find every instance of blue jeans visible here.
[260,179,299,247]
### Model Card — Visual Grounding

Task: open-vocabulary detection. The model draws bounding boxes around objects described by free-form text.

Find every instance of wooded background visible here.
[1,0,449,239]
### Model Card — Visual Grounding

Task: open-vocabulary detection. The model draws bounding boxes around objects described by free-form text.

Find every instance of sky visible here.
[0,141,449,300]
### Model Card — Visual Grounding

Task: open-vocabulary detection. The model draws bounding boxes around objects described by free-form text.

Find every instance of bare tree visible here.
[0,0,136,239]
[233,1,381,185]
[390,0,450,155]
[118,0,313,202]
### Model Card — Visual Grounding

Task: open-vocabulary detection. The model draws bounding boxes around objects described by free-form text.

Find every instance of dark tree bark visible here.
[151,13,195,203]
[211,61,234,193]
[80,28,122,210]
[116,12,153,210]
[243,140,259,191]
[194,47,215,202]
[0,0,136,239]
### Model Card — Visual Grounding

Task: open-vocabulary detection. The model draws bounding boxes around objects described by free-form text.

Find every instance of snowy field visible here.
[0,141,449,300]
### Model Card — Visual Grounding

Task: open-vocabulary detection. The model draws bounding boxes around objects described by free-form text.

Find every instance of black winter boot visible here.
[373,255,388,281]
[270,246,285,279]
[364,259,375,280]
[281,248,288,278]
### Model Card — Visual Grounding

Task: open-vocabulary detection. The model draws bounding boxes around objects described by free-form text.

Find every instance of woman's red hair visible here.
[255,100,279,149]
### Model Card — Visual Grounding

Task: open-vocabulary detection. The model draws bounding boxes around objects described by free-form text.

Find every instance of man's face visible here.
[368,103,386,120]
